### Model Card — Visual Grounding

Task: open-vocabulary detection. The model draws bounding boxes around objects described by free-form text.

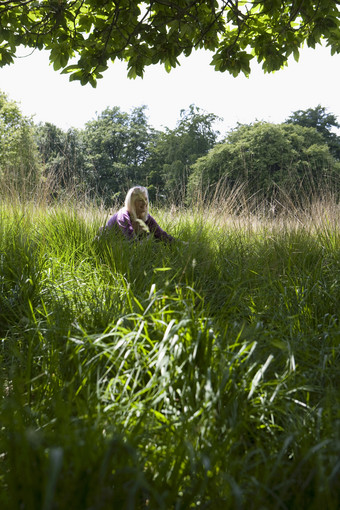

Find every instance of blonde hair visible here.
[124,186,149,221]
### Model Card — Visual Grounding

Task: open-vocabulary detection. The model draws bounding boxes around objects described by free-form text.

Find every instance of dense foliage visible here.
[0,198,339,509]
[0,91,42,194]
[143,105,220,202]
[35,122,86,191]
[1,90,339,205]
[286,104,340,159]
[34,102,221,204]
[188,121,340,204]
[0,1,340,85]
[81,105,157,203]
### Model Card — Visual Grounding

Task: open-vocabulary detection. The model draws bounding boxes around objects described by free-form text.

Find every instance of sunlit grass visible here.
[0,194,339,509]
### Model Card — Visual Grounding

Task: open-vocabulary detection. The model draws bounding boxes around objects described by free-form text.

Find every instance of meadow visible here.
[0,192,339,509]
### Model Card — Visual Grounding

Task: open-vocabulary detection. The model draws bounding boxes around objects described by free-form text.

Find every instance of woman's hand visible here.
[132,218,150,235]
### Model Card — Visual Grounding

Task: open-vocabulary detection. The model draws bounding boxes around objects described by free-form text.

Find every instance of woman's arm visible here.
[106,209,135,240]
[146,215,174,242]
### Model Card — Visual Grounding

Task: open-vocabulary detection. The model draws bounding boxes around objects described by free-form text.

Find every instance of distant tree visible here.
[1,1,340,85]
[286,105,340,159]
[35,123,86,192]
[83,105,155,204]
[0,91,42,195]
[145,105,220,203]
[188,121,340,204]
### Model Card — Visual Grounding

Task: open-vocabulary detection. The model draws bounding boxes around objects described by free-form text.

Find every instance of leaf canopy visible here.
[0,0,339,85]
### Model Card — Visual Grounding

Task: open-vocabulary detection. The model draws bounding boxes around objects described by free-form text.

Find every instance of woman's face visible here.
[134,194,148,219]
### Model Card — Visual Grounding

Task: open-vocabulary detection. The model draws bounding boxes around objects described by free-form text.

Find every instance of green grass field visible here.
[0,196,339,509]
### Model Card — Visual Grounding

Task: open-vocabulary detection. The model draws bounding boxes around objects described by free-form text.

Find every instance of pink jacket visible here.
[105,208,174,242]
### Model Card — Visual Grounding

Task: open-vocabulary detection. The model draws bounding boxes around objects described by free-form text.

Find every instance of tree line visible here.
[1,90,339,207]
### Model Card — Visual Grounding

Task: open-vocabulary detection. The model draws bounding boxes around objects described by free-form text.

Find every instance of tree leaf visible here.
[0,0,339,82]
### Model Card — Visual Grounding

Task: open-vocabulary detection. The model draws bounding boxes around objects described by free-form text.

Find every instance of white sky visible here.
[0,43,339,136]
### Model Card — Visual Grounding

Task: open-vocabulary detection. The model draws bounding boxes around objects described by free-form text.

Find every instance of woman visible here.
[104,186,174,242]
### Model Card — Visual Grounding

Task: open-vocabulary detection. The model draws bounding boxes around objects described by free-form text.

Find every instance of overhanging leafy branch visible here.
[0,0,339,85]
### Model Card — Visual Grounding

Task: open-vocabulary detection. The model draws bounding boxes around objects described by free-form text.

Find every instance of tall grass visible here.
[0,192,339,509]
